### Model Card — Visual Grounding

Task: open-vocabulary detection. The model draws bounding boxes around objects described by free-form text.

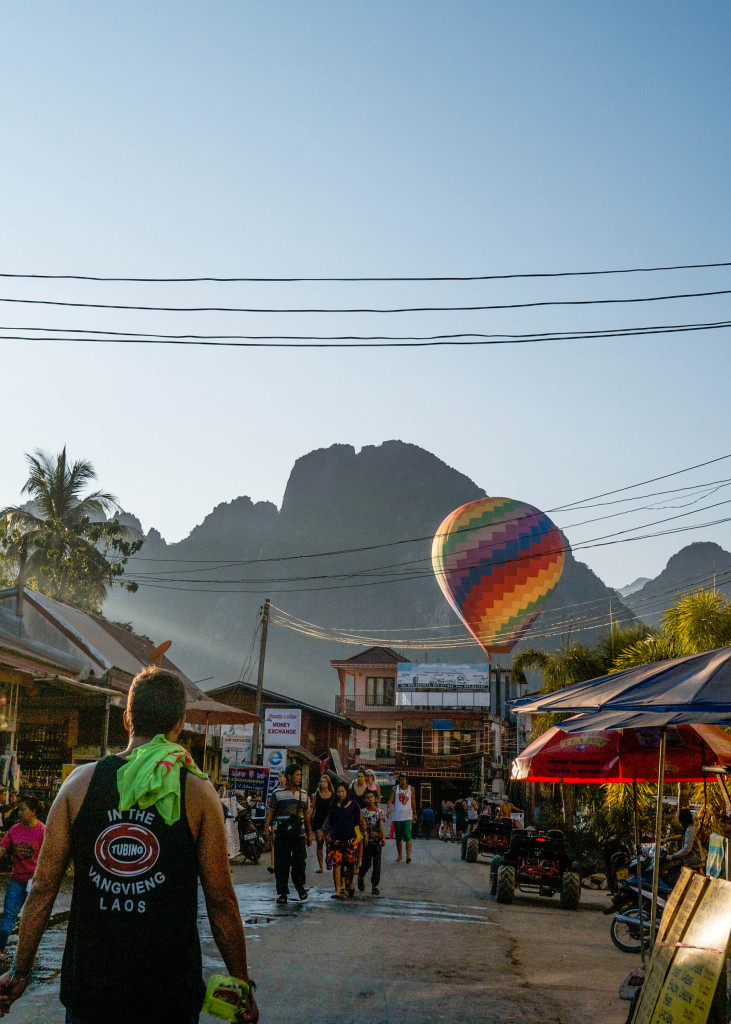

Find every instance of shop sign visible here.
[263,708,301,747]
[263,747,288,796]
[221,724,253,771]
[227,765,269,801]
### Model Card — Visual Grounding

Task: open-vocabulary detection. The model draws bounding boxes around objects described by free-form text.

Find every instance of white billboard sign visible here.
[397,663,489,690]
[263,707,301,747]
[397,663,490,707]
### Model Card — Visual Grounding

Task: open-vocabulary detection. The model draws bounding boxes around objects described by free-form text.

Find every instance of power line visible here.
[125,514,731,595]
[2,319,731,349]
[267,564,731,650]
[2,259,730,283]
[125,490,731,585]
[112,454,731,569]
[1,287,730,315]
[3,316,731,341]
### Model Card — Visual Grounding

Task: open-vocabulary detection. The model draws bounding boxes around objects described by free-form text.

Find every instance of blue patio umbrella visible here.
[509,647,731,943]
[510,646,731,718]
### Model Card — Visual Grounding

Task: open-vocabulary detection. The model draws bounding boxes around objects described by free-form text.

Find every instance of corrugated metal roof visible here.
[10,589,200,699]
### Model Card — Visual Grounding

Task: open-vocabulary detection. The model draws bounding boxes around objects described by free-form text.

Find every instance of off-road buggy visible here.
[490,828,581,909]
[462,817,514,862]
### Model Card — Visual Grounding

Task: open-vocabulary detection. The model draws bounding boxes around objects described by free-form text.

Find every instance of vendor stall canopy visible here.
[512,720,731,784]
[510,646,731,717]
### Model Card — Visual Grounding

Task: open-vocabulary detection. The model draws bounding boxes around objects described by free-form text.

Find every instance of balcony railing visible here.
[337,693,492,714]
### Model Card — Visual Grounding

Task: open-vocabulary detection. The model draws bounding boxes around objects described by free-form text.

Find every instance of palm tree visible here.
[0,447,140,612]
[612,590,731,671]
[512,640,606,735]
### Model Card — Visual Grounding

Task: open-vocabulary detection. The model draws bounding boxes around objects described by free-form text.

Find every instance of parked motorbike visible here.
[236,804,263,864]
[605,850,673,953]
[602,835,631,895]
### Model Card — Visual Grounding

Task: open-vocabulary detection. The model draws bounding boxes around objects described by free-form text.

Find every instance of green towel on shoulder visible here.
[117,734,208,826]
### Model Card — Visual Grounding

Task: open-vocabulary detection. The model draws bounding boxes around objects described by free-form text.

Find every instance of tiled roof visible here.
[334,646,408,665]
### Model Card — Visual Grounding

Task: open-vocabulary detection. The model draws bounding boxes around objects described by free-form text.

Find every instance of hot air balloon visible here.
[431,497,565,655]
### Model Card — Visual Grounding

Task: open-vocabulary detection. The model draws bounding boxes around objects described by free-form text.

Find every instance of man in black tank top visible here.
[0,667,259,1024]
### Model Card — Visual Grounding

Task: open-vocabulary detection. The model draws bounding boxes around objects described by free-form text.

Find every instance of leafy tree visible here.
[0,447,142,615]
[512,640,606,735]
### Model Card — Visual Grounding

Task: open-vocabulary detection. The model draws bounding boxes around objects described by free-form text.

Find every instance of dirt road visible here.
[3,838,633,1023]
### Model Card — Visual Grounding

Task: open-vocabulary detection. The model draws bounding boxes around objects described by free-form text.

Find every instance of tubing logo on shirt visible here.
[94,823,160,877]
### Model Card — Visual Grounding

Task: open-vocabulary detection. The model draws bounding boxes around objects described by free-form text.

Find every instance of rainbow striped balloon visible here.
[431,497,565,654]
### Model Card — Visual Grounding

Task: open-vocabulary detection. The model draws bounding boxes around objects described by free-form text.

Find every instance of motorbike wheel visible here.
[465,837,479,863]
[461,836,468,861]
[560,871,581,910]
[242,841,261,865]
[611,907,650,954]
[496,865,515,904]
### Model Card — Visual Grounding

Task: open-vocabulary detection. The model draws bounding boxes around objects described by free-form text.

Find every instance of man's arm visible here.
[193,778,258,1021]
[303,796,313,845]
[386,790,395,817]
[411,786,418,818]
[0,789,73,1016]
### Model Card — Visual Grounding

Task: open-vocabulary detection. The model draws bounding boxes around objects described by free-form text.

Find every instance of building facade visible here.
[332,646,527,811]
[207,680,360,789]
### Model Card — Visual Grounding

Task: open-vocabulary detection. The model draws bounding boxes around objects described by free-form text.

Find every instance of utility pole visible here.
[251,599,270,765]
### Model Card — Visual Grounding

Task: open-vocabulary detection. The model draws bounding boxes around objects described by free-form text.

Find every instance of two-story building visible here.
[332,646,527,811]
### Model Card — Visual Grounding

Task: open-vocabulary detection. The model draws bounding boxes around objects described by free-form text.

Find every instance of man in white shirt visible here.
[387,773,417,864]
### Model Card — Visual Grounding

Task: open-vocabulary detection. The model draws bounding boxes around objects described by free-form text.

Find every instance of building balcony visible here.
[336,693,492,715]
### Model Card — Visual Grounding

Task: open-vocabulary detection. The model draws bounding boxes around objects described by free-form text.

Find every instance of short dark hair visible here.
[284,763,300,781]
[21,796,41,815]
[678,807,694,829]
[127,666,187,737]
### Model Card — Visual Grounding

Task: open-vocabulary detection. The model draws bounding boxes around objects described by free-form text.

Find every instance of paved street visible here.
[6,839,632,1024]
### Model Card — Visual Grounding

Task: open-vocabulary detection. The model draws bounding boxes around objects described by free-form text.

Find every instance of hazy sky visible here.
[2,1,730,591]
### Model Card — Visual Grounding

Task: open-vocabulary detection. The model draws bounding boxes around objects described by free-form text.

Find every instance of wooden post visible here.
[251,599,270,765]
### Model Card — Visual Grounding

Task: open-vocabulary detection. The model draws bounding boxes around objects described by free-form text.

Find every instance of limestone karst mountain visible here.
[620,541,731,625]
[105,441,634,707]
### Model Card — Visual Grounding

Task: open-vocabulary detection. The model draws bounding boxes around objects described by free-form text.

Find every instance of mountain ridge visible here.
[104,441,657,707]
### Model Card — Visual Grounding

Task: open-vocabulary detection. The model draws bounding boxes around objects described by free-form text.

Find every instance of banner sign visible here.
[397,663,489,691]
[227,764,269,801]
[397,663,490,707]
[221,724,253,773]
[263,708,301,747]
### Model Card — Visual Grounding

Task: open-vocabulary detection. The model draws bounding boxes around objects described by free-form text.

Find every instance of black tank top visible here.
[60,755,206,1024]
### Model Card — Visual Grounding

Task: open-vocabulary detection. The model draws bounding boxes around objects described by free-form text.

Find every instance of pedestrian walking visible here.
[0,797,45,958]
[466,793,479,833]
[265,763,313,904]
[440,799,455,841]
[267,770,287,875]
[358,791,385,895]
[0,666,258,1023]
[454,797,467,839]
[311,774,335,874]
[349,768,369,869]
[387,772,417,863]
[363,769,382,803]
[420,803,435,840]
[324,783,361,898]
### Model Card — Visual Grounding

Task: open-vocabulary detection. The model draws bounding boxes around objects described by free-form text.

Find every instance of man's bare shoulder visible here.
[184,771,222,838]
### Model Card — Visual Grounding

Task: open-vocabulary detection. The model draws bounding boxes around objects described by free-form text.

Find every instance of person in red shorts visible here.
[0,797,45,956]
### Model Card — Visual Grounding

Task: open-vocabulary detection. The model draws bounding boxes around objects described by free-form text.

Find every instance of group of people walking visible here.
[265,768,418,903]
